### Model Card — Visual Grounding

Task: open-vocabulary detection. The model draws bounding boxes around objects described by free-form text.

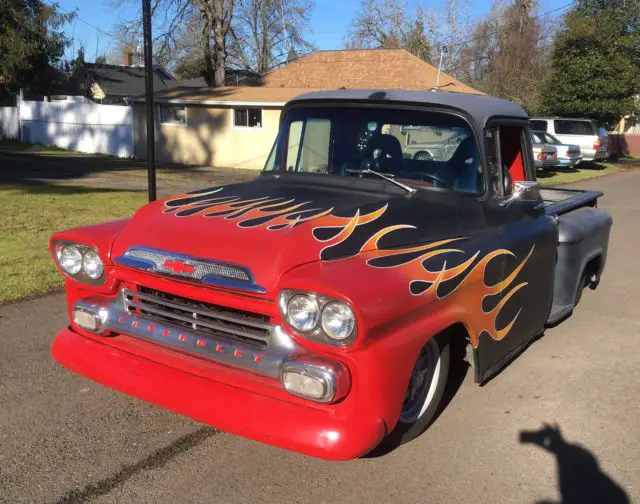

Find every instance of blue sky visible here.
[59,0,570,62]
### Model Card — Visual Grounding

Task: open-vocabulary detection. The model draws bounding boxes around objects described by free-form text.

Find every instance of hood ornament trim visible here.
[114,246,267,294]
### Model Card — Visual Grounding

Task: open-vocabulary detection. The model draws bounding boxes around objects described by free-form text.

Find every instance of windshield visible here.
[264,106,483,194]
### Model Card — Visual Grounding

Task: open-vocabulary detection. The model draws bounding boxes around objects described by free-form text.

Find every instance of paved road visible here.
[1,171,639,504]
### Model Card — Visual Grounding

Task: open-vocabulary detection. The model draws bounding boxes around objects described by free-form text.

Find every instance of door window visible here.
[486,125,530,198]
[486,127,503,197]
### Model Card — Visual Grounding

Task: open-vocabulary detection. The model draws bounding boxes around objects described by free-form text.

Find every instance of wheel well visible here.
[584,255,602,287]
[437,322,473,367]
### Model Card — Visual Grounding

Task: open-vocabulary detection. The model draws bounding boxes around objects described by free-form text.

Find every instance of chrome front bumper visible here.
[72,296,349,403]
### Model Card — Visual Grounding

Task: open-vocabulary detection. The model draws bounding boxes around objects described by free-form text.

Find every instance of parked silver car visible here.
[532,131,582,167]
[530,117,608,162]
[531,134,558,171]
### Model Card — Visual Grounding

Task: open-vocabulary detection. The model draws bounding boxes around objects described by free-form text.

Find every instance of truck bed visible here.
[542,187,612,325]
[540,187,603,216]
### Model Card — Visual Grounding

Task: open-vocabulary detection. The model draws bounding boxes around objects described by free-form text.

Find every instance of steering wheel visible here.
[411,172,451,189]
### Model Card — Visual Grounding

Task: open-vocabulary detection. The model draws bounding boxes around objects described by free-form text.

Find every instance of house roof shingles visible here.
[264,49,481,94]
[84,63,173,98]
[144,49,481,105]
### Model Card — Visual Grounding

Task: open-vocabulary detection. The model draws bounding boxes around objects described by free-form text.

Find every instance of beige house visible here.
[132,49,481,170]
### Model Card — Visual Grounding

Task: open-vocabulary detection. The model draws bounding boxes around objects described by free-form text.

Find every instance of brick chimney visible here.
[123,51,134,66]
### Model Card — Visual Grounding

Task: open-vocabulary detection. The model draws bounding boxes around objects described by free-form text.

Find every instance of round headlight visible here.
[287,295,320,332]
[321,301,355,341]
[82,249,104,279]
[59,245,82,275]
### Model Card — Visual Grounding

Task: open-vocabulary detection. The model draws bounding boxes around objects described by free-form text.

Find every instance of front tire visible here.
[392,334,450,445]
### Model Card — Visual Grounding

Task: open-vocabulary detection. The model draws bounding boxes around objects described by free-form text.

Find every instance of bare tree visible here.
[227,0,314,74]
[199,0,235,85]
[429,0,476,79]
[456,0,554,111]
[114,0,234,86]
[345,0,434,61]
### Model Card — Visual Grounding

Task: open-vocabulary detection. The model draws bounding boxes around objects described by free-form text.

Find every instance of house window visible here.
[234,108,262,128]
[159,105,187,125]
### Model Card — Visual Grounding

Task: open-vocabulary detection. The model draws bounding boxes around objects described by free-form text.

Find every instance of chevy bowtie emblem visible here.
[162,259,195,274]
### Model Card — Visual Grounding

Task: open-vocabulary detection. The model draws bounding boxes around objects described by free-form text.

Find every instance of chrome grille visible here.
[122,248,251,282]
[123,287,271,348]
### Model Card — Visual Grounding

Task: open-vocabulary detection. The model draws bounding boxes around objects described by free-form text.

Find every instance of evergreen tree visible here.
[0,0,74,96]
[539,0,640,125]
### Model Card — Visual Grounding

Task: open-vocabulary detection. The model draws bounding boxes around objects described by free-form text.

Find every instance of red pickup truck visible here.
[50,90,612,460]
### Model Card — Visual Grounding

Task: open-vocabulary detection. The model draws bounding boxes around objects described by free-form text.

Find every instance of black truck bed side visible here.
[541,187,603,216]
[542,188,612,325]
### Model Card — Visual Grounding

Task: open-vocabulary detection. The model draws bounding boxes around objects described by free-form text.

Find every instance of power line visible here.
[444,1,576,51]
[58,6,117,39]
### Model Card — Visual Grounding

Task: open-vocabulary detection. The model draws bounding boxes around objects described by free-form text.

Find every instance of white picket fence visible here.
[18,95,134,158]
[0,106,19,139]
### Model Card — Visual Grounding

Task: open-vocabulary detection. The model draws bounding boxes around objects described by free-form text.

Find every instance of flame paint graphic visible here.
[164,189,533,344]
[164,189,334,230]
[359,225,534,345]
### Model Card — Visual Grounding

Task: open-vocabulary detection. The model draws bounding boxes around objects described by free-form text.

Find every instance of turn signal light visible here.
[282,371,328,401]
[72,303,109,334]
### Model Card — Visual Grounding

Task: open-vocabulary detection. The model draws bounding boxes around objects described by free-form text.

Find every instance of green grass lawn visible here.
[0,137,74,155]
[0,182,146,303]
[537,158,637,186]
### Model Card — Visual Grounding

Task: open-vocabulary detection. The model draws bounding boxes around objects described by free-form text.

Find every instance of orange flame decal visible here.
[311,205,389,259]
[358,223,534,345]
[164,190,533,344]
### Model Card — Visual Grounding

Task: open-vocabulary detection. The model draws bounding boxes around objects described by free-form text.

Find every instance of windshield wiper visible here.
[346,169,416,194]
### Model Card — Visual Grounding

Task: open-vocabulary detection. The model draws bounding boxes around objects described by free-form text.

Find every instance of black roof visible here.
[81,63,174,98]
[288,89,529,131]
[165,70,263,89]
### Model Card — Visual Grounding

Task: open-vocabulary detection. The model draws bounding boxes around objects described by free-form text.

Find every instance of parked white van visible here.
[530,118,609,162]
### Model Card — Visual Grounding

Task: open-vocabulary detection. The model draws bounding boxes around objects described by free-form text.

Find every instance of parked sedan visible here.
[532,131,582,167]
[530,117,608,162]
[532,135,558,171]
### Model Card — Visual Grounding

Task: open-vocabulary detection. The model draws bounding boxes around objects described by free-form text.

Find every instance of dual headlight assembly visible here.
[53,242,104,283]
[278,290,356,346]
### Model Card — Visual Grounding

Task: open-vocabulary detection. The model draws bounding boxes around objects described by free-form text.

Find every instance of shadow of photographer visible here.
[520,423,629,504]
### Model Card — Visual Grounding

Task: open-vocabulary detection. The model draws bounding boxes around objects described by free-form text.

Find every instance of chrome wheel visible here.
[399,338,441,423]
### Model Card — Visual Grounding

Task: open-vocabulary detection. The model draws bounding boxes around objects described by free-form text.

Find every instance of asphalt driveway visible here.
[1,170,639,503]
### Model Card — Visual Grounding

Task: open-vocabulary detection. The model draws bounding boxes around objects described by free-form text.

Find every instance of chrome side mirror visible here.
[500,181,542,208]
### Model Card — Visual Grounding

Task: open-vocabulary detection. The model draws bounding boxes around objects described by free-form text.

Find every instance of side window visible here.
[486,127,503,197]
[554,120,594,135]
[159,105,187,125]
[486,125,530,197]
[530,120,547,132]
[234,108,262,128]
[498,126,527,184]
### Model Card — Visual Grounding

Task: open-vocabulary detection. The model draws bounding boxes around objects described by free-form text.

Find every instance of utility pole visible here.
[142,0,157,201]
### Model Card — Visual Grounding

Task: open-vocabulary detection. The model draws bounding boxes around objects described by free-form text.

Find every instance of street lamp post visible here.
[142,0,157,202]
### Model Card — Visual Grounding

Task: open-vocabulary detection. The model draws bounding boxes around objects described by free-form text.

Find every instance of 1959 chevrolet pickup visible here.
[50,90,612,460]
